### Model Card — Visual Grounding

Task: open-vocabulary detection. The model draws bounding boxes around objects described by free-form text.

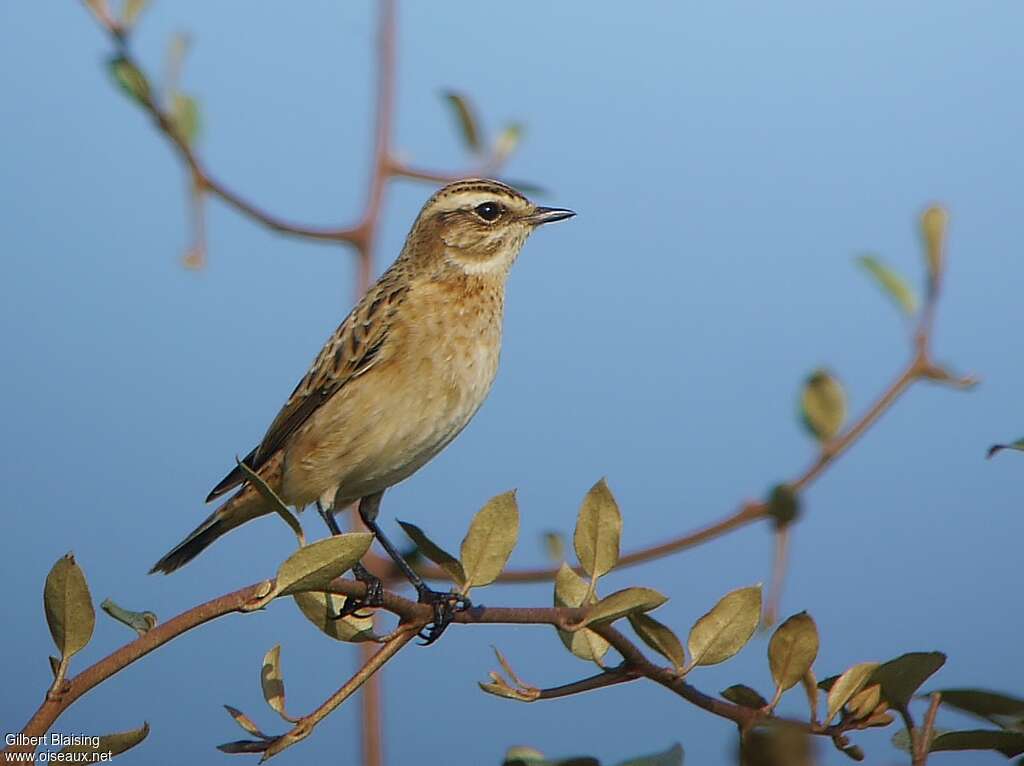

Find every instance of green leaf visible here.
[579,587,668,629]
[399,520,466,587]
[869,651,945,708]
[459,491,519,590]
[494,122,524,163]
[930,730,1024,758]
[478,679,539,703]
[61,722,149,758]
[100,598,157,637]
[261,645,296,722]
[171,92,201,147]
[800,369,846,442]
[293,591,377,643]
[236,460,303,545]
[857,254,918,316]
[224,705,271,740]
[614,742,684,766]
[573,478,622,581]
[442,90,481,152]
[686,585,761,669]
[988,439,1024,459]
[44,553,96,662]
[920,205,948,294]
[107,56,151,104]
[554,563,609,665]
[503,746,547,765]
[847,683,881,720]
[722,684,769,709]
[768,612,819,695]
[825,662,880,724]
[274,533,372,597]
[629,612,686,670]
[766,484,800,527]
[217,740,271,754]
[935,689,1024,731]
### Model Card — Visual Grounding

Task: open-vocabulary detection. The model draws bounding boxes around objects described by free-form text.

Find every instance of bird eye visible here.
[474,201,503,222]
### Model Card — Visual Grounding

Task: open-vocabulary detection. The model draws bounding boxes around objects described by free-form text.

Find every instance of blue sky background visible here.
[2,2,1022,764]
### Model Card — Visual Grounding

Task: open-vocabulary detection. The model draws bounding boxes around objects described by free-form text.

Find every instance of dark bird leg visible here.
[354,490,470,645]
[317,500,383,618]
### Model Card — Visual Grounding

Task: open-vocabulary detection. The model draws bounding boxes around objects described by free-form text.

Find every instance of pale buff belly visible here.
[279,324,501,510]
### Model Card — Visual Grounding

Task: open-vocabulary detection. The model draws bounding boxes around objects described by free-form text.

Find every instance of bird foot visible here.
[331,563,384,620]
[415,587,471,645]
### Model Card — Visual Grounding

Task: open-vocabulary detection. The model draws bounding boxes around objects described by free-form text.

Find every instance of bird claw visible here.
[330,563,384,620]
[416,588,471,646]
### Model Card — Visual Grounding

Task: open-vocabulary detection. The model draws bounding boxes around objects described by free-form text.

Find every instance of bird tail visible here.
[150,455,283,574]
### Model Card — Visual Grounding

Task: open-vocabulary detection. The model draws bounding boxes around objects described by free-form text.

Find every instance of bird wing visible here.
[206,270,409,502]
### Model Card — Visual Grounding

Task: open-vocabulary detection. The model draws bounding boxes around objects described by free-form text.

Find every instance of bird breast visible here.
[281,278,505,508]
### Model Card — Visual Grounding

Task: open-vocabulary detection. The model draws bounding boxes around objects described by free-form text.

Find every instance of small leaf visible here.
[503,746,547,765]
[870,651,945,708]
[44,553,96,662]
[847,684,882,720]
[442,91,481,151]
[261,645,296,722]
[224,705,271,740]
[800,369,846,443]
[542,530,566,563]
[579,587,667,629]
[930,730,1024,757]
[935,689,1024,731]
[920,205,948,294]
[107,56,151,104]
[722,684,769,709]
[768,612,820,695]
[293,591,377,642]
[121,0,148,27]
[614,742,684,766]
[399,520,465,587]
[48,656,60,678]
[554,563,610,664]
[494,122,524,163]
[101,598,157,636]
[573,478,622,581]
[988,439,1024,459]
[857,254,918,316]
[61,722,149,758]
[171,92,201,147]
[459,491,519,590]
[237,460,304,546]
[478,679,540,702]
[217,740,271,754]
[686,585,762,669]
[274,532,373,597]
[766,484,800,527]
[629,612,686,670]
[825,662,880,724]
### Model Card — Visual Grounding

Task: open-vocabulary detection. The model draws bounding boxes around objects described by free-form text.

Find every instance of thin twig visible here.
[261,627,417,761]
[913,692,942,766]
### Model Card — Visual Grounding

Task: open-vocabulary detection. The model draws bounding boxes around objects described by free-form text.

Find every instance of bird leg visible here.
[316,500,383,619]
[354,491,470,645]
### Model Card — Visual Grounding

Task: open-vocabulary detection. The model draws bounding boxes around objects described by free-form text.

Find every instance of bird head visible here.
[405,178,574,276]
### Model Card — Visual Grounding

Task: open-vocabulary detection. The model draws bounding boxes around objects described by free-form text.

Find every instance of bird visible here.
[150,178,574,639]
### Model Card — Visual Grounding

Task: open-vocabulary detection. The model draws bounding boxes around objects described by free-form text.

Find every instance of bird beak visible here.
[528,206,576,226]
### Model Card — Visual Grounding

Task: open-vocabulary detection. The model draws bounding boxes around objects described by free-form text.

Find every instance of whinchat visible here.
[151,178,574,634]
